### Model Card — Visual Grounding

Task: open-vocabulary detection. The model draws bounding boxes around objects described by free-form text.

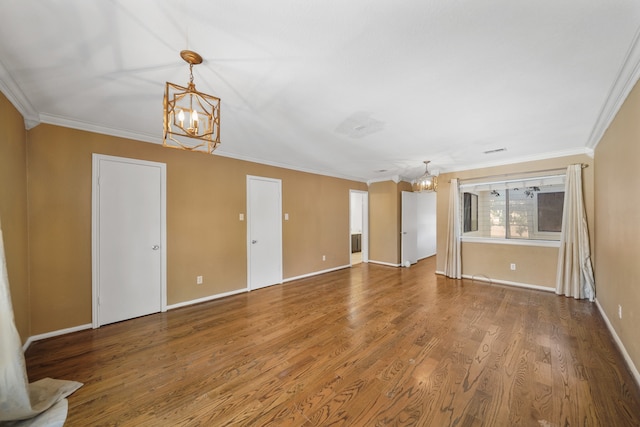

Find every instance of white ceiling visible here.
[1,1,640,182]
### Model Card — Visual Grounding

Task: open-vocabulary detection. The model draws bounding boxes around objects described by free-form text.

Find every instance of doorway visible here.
[247,176,283,290]
[92,154,167,327]
[401,190,437,267]
[350,190,369,265]
[401,191,418,266]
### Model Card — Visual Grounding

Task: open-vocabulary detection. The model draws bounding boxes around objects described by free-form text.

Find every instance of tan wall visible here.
[368,180,412,265]
[594,79,640,373]
[462,243,558,288]
[0,92,29,342]
[27,124,366,335]
[436,154,594,288]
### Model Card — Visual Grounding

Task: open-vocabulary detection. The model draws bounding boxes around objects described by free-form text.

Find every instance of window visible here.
[463,192,478,232]
[461,175,565,241]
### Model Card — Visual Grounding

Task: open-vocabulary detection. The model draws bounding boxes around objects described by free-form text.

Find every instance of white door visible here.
[92,155,166,327]
[361,192,369,263]
[401,191,418,266]
[247,176,282,290]
[416,191,437,259]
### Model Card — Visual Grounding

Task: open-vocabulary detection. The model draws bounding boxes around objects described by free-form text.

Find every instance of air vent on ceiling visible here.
[483,148,507,154]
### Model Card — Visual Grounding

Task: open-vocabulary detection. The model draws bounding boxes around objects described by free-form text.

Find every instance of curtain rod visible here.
[450,163,588,184]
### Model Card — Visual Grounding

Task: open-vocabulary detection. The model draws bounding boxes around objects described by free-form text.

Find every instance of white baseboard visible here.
[166,288,248,310]
[23,323,92,352]
[436,270,554,293]
[283,264,351,283]
[461,274,555,293]
[418,253,436,261]
[368,260,401,267]
[595,298,640,388]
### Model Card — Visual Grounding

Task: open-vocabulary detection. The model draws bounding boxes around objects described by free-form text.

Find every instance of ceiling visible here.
[1,1,640,182]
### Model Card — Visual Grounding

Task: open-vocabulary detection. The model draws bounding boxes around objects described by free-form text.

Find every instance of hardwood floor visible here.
[25,257,640,426]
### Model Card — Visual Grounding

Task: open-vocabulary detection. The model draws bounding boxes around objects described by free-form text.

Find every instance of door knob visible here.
[252,240,257,244]
[152,245,160,250]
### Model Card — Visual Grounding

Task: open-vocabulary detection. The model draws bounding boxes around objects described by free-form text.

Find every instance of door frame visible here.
[349,189,369,264]
[246,175,283,290]
[401,190,418,266]
[91,154,167,328]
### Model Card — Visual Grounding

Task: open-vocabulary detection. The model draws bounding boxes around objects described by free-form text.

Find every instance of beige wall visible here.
[594,79,640,373]
[25,124,366,335]
[436,154,594,288]
[462,242,558,288]
[369,180,412,264]
[369,181,398,264]
[0,92,29,342]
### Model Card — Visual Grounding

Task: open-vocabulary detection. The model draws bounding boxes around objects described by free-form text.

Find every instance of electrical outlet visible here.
[510,263,516,271]
[322,255,326,261]
[618,304,622,319]
[197,275,203,285]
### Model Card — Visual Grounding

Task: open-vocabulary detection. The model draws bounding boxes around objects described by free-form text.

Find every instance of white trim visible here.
[39,113,369,183]
[283,264,351,283]
[33,112,596,182]
[246,175,283,291]
[437,147,592,174]
[349,189,369,265]
[92,154,167,328]
[436,270,555,292]
[0,59,40,129]
[595,298,640,388]
[22,324,92,352]
[41,113,161,145]
[462,274,555,293]
[461,237,560,248]
[458,174,566,190]
[166,288,248,310]
[586,25,640,149]
[367,175,401,185]
[418,253,436,261]
[368,260,402,267]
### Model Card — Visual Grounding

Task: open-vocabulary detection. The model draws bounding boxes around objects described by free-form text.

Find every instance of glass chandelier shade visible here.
[413,160,438,192]
[163,50,220,154]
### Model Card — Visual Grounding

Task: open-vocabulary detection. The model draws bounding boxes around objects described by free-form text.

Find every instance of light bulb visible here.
[178,110,185,128]
[191,110,198,130]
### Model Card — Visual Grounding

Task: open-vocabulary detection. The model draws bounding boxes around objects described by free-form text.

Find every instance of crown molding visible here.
[213,150,367,183]
[438,146,593,175]
[39,113,161,145]
[586,24,640,149]
[39,113,368,183]
[0,59,40,129]
[367,175,401,185]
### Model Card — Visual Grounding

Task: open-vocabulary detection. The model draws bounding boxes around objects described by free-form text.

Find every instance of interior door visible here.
[401,191,418,266]
[92,155,166,327]
[416,191,437,259]
[247,176,282,290]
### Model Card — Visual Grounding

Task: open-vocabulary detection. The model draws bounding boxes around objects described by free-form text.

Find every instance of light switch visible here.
[239,213,244,221]
[284,213,289,220]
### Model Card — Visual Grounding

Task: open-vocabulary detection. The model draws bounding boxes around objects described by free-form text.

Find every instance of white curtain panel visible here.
[444,178,461,279]
[555,164,595,301]
[0,218,82,424]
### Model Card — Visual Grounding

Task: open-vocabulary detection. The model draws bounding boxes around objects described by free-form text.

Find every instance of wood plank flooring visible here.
[24,257,640,426]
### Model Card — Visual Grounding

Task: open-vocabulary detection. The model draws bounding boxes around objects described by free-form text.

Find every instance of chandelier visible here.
[413,160,438,192]
[163,50,220,154]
